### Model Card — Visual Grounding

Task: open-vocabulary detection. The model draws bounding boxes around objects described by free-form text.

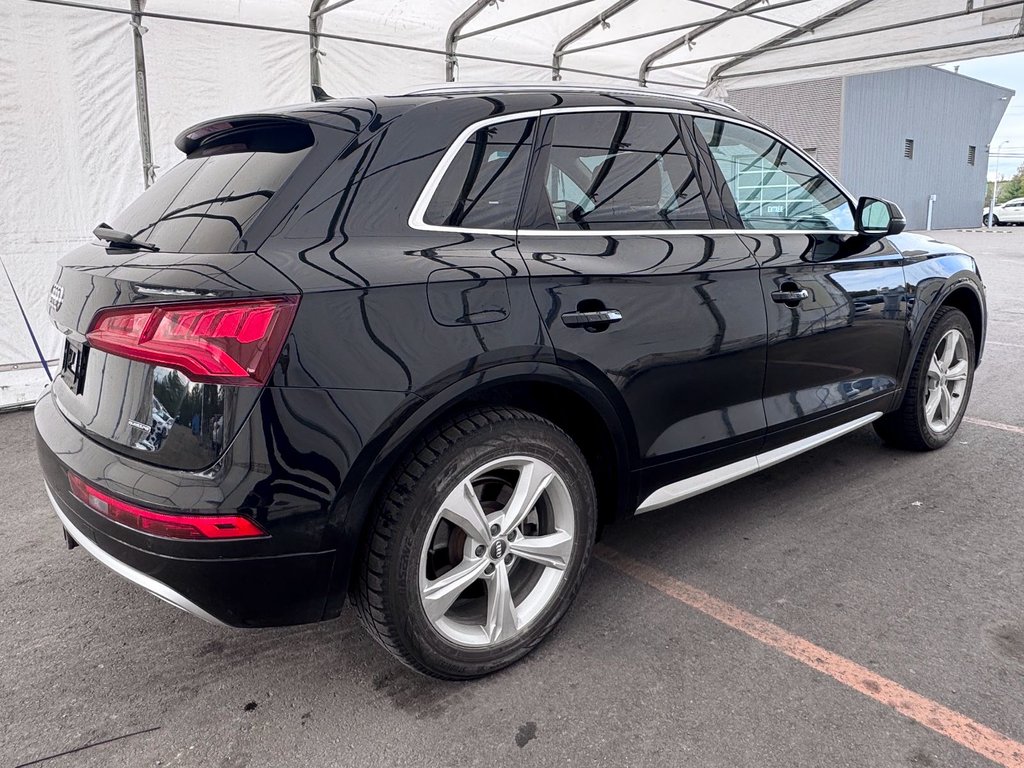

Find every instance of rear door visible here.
[691,116,907,443]
[516,109,768,484]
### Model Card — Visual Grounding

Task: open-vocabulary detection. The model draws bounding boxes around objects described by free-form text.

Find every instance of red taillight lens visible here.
[68,472,267,540]
[86,296,299,386]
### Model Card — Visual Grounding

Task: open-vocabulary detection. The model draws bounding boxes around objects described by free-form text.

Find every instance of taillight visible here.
[68,472,267,540]
[86,296,299,386]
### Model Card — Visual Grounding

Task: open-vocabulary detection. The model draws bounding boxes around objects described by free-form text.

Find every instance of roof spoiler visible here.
[174,115,310,156]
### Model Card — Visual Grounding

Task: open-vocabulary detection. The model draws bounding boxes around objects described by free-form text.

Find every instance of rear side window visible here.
[538,111,711,231]
[110,123,314,253]
[423,118,536,230]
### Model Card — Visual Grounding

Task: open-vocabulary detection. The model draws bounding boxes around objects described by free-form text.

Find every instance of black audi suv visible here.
[36,84,986,679]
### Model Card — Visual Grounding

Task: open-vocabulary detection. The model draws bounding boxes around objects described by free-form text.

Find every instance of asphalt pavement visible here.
[2,228,1022,768]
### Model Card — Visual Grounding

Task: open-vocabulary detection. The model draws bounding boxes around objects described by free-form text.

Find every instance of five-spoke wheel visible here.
[923,329,969,433]
[874,306,975,450]
[419,456,575,647]
[355,408,595,679]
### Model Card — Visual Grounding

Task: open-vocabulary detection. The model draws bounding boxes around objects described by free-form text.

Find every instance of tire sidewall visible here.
[915,309,976,449]
[386,418,596,678]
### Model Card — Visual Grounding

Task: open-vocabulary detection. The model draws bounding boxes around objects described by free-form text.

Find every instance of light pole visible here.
[989,139,1010,228]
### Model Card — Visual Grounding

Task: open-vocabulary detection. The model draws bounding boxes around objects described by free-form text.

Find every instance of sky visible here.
[939,51,1024,182]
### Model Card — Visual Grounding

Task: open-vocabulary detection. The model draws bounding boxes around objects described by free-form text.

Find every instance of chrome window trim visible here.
[517,229,859,237]
[408,105,859,238]
[636,411,883,514]
[408,109,542,236]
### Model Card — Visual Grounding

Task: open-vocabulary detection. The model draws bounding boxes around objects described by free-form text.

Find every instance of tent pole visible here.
[647,0,1024,73]
[309,0,361,97]
[309,0,327,99]
[706,0,875,86]
[552,0,640,80]
[715,32,1024,82]
[459,0,598,41]
[638,0,767,86]
[561,0,816,57]
[311,0,360,19]
[129,0,155,187]
[447,0,494,82]
[28,0,665,85]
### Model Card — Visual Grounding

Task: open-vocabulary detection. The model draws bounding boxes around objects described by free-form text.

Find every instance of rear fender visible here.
[320,361,638,618]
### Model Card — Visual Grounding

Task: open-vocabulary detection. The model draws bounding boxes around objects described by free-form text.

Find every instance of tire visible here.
[353,407,597,679]
[874,307,975,451]
[984,214,1000,226]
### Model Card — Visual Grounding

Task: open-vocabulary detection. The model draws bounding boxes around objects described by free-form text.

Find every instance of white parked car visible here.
[984,197,1024,225]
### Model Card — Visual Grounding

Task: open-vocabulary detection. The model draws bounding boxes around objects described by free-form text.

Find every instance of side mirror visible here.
[855,197,906,237]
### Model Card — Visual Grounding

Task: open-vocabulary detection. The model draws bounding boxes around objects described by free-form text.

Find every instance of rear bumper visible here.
[35,387,339,627]
[43,476,337,627]
[45,484,227,626]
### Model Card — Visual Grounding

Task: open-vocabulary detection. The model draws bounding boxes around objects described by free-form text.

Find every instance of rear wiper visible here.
[93,223,160,252]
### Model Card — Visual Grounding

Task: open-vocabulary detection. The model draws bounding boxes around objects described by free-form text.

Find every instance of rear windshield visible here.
[110,123,313,253]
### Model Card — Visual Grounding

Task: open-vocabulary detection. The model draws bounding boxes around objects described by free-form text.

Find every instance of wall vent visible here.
[904,139,915,160]
[968,145,977,166]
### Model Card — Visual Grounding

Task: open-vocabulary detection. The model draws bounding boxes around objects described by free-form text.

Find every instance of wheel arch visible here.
[895,274,987,409]
[321,362,639,618]
[941,284,986,365]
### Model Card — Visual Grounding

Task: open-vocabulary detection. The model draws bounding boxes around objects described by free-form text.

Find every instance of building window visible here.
[904,139,915,160]
[968,146,977,166]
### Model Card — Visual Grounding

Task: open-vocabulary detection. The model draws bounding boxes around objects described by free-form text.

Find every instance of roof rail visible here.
[404,82,739,112]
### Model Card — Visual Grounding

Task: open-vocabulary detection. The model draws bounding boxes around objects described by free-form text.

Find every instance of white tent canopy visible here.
[2,0,1022,407]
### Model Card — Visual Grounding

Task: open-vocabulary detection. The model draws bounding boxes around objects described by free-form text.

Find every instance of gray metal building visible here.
[727,66,1014,230]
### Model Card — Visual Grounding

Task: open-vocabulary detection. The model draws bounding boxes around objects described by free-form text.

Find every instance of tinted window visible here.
[110,124,313,252]
[424,118,535,230]
[539,111,710,231]
[695,118,854,231]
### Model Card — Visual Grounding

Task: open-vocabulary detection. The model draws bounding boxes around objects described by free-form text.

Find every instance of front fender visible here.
[896,245,987,400]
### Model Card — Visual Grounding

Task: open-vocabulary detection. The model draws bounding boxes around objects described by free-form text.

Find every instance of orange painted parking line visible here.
[964,417,1024,436]
[595,545,1024,768]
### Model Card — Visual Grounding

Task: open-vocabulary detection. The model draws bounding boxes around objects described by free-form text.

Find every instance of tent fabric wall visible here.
[1,0,1022,407]
[1,2,141,408]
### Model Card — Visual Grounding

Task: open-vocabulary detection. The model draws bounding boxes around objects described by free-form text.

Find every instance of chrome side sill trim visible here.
[45,485,228,627]
[636,412,883,514]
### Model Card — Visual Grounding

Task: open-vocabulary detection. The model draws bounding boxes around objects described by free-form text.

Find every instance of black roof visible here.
[177,83,748,153]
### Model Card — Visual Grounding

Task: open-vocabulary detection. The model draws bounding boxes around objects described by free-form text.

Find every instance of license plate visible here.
[61,339,88,394]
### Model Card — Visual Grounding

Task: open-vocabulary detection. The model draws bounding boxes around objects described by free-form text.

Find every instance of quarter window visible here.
[423,118,536,230]
[695,118,854,232]
[537,111,711,230]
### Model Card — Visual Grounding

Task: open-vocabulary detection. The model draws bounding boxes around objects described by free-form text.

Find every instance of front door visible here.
[517,109,768,483]
[691,116,907,442]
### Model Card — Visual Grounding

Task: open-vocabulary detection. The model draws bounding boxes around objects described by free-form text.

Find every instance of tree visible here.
[990,161,1024,205]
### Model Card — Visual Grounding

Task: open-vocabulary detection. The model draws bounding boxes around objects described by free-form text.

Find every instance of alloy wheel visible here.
[924,328,969,433]
[418,456,575,647]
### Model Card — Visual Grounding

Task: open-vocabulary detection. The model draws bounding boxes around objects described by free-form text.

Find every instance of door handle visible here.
[771,288,810,305]
[560,308,623,329]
